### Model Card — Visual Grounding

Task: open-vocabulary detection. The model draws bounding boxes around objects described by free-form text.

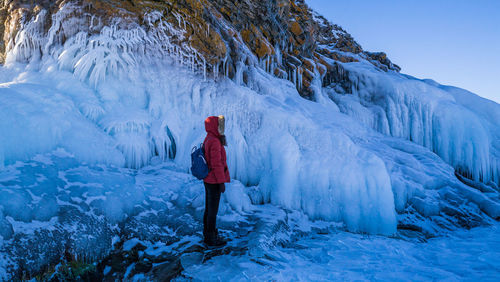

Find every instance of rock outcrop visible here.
[0,0,399,98]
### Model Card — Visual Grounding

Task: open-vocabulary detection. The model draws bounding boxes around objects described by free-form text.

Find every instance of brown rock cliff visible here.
[0,0,400,98]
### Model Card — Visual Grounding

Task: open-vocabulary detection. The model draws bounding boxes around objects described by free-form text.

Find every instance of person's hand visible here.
[220,183,226,193]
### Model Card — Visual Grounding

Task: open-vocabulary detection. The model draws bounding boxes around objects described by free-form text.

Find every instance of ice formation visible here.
[0,2,499,279]
[0,2,498,232]
[327,62,499,185]
[0,0,497,227]
[0,4,400,235]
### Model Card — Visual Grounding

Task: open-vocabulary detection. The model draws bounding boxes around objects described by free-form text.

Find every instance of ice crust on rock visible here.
[0,153,254,277]
[0,209,14,240]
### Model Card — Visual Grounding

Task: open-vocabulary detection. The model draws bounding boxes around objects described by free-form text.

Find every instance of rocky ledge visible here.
[0,0,400,98]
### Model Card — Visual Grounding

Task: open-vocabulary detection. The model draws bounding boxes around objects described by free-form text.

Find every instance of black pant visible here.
[203,182,222,236]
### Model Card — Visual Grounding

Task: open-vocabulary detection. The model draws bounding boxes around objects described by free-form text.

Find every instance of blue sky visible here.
[306,0,500,103]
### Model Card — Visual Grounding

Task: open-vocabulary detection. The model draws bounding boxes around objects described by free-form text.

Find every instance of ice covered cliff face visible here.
[0,0,499,242]
[0,0,399,91]
[0,0,400,237]
[1,0,496,187]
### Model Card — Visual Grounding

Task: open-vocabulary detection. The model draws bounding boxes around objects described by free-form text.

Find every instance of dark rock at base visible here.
[149,258,183,282]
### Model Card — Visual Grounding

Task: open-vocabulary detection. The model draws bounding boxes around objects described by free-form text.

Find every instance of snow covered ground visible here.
[181,216,500,281]
[0,151,252,279]
[0,153,498,280]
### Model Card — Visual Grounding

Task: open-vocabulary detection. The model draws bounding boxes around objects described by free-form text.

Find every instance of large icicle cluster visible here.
[3,4,212,168]
[0,4,398,235]
[327,62,499,186]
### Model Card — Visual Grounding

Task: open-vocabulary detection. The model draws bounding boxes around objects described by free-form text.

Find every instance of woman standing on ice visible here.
[203,115,230,246]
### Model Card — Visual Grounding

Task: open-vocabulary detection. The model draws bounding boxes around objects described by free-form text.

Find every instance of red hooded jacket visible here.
[203,116,230,184]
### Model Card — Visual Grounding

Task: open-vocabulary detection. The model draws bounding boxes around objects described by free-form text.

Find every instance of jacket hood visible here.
[205,116,220,137]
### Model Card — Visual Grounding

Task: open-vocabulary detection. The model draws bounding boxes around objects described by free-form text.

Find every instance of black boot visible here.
[205,231,226,247]
[203,226,209,244]
[203,231,209,244]
[214,229,227,245]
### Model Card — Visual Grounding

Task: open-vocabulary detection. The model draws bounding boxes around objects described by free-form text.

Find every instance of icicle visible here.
[292,67,297,88]
[213,62,219,79]
[203,57,207,81]
[222,56,228,77]
[276,45,282,66]
[235,61,244,85]
[298,67,303,90]
[176,13,181,27]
